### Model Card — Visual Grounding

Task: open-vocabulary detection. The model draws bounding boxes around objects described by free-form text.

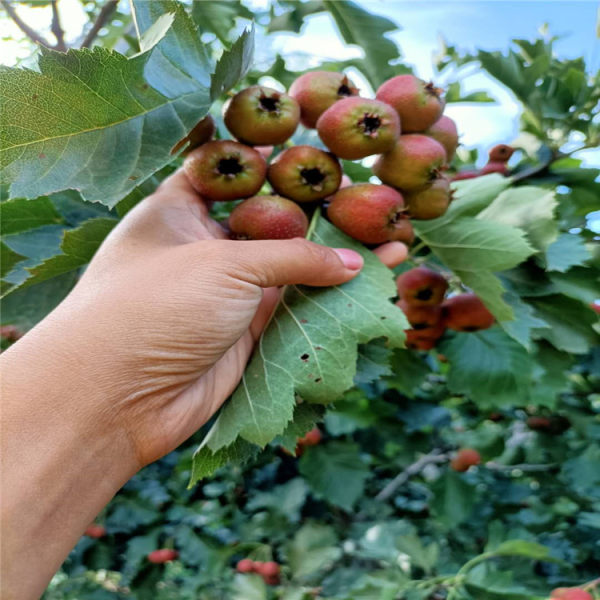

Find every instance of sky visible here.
[1,0,598,167]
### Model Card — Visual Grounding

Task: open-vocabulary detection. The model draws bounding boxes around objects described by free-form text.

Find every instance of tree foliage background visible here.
[1,1,599,599]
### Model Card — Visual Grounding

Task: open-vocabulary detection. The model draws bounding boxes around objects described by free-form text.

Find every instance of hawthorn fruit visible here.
[404,175,452,220]
[396,299,443,329]
[84,524,106,538]
[451,448,481,472]
[550,588,593,600]
[236,558,255,573]
[425,115,459,161]
[147,549,179,564]
[396,267,448,307]
[443,293,495,332]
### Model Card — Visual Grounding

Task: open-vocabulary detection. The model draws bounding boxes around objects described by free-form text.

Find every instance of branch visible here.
[1,0,53,48]
[376,450,449,502]
[485,461,559,473]
[80,0,118,48]
[50,0,66,51]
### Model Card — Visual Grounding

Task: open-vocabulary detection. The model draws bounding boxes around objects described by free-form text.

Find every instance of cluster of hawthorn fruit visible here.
[395,265,495,351]
[182,71,460,245]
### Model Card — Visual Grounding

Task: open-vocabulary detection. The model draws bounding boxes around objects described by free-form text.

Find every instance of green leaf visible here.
[445,81,495,103]
[232,574,267,600]
[299,442,370,510]
[189,438,259,485]
[246,478,308,523]
[7,218,117,294]
[286,523,342,579]
[385,349,430,397]
[494,540,550,559]
[447,174,511,219]
[274,403,324,454]
[528,344,573,409]
[561,444,600,498]
[210,26,255,101]
[355,339,393,384]
[191,216,407,479]
[500,292,549,351]
[439,329,533,409]
[545,233,590,272]
[549,267,599,305]
[267,1,325,33]
[477,186,558,252]
[1,242,26,279]
[192,0,254,43]
[431,470,477,527]
[0,197,64,235]
[322,0,402,88]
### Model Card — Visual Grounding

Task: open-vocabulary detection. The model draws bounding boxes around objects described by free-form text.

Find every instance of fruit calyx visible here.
[258,90,282,114]
[424,81,444,100]
[216,156,244,178]
[299,166,326,191]
[358,112,382,137]
[337,76,359,98]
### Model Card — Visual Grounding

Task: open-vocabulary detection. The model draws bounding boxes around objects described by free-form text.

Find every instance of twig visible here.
[1,0,53,48]
[50,0,66,51]
[485,461,559,473]
[80,0,118,48]
[376,449,449,501]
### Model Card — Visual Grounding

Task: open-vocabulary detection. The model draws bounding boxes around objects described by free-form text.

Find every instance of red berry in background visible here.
[298,427,322,447]
[373,134,447,191]
[590,302,600,314]
[451,448,481,472]
[256,561,280,578]
[425,115,459,161]
[526,416,552,431]
[84,524,106,538]
[317,97,400,160]
[443,293,495,332]
[236,558,255,573]
[183,140,267,202]
[267,145,342,202]
[375,74,444,133]
[404,175,452,220]
[147,549,179,564]
[289,71,360,128]
[327,183,411,245]
[229,195,309,240]
[0,325,23,343]
[396,300,443,329]
[550,588,593,600]
[224,86,300,145]
[396,267,448,307]
[488,144,515,163]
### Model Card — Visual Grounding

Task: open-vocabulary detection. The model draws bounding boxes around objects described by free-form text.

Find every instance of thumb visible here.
[201,238,364,288]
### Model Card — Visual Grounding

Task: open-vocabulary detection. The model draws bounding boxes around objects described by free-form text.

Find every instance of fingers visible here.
[372,241,409,269]
[194,238,364,289]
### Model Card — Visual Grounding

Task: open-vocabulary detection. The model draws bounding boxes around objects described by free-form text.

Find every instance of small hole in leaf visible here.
[315,377,322,383]
[300,353,309,361]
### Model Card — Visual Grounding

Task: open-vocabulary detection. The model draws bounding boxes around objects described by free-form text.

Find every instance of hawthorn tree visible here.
[1,1,599,599]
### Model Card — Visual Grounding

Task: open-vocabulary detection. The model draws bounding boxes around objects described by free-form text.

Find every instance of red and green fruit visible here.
[236,559,255,573]
[404,175,452,220]
[488,144,515,162]
[289,71,359,128]
[396,299,443,329]
[183,140,266,202]
[376,74,444,132]
[229,195,309,240]
[84,524,106,538]
[443,293,495,332]
[373,134,447,190]
[451,448,481,472]
[425,115,458,161]
[550,588,593,600]
[267,145,341,202]
[317,97,400,160]
[147,549,179,564]
[396,267,448,306]
[327,184,410,244]
[298,427,322,447]
[224,86,300,145]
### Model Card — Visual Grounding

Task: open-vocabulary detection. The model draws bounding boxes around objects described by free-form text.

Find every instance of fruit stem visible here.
[306,206,321,242]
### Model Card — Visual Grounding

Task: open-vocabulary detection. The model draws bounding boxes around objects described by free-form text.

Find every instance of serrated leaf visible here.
[386,348,430,397]
[447,175,511,219]
[267,1,325,33]
[189,438,259,485]
[274,403,324,453]
[1,242,26,279]
[299,442,369,510]
[529,344,573,409]
[322,0,401,88]
[477,186,558,252]
[286,523,342,579]
[494,540,550,559]
[431,470,477,527]
[549,267,599,305]
[439,329,533,409]
[138,12,176,53]
[191,217,407,480]
[7,218,117,294]
[0,197,64,235]
[355,339,393,384]
[500,292,549,351]
[192,0,254,43]
[232,574,268,600]
[545,233,591,272]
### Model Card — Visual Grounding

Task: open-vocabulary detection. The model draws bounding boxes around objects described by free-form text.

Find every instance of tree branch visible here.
[485,461,559,473]
[80,0,118,48]
[1,0,53,48]
[50,0,67,51]
[376,450,449,502]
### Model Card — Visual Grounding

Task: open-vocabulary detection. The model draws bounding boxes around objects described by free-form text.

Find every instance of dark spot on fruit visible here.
[300,353,309,361]
[218,157,243,177]
[359,113,381,136]
[412,322,428,330]
[38,153,46,159]
[314,377,322,383]
[300,167,325,188]
[415,288,433,301]
[259,95,280,112]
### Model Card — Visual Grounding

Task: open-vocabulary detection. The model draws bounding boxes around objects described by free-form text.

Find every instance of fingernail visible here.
[333,248,364,271]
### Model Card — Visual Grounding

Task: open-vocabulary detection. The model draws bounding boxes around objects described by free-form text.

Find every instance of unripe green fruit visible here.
[443,293,495,332]
[317,97,400,160]
[289,71,359,128]
[425,115,458,161]
[373,134,447,191]
[396,267,448,306]
[404,175,452,220]
[183,140,267,202]
[224,86,300,145]
[376,74,444,132]
[451,448,481,472]
[229,195,308,240]
[268,145,342,202]
[327,184,411,244]
[172,114,216,155]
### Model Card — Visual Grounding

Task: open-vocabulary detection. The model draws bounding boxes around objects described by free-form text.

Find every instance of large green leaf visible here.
[0,242,26,279]
[286,523,342,579]
[1,1,253,208]
[190,216,408,483]
[191,0,254,43]
[322,0,402,88]
[545,233,590,272]
[0,197,64,235]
